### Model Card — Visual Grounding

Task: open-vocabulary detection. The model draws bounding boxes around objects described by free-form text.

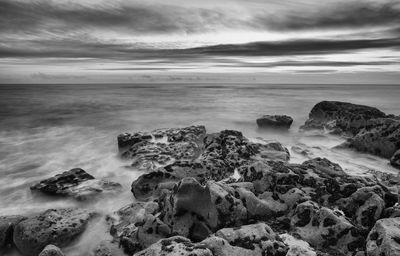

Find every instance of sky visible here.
[0,0,400,84]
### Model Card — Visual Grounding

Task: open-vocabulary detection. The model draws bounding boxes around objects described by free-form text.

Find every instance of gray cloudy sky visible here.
[0,0,400,83]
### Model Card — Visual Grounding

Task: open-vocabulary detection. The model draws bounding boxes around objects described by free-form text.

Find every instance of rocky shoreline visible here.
[1,101,399,256]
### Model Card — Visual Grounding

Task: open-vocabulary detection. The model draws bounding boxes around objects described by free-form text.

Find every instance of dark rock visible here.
[38,245,64,256]
[0,215,27,248]
[391,149,400,169]
[366,217,400,256]
[30,168,122,200]
[348,117,400,159]
[257,115,293,129]
[13,208,94,256]
[301,101,386,135]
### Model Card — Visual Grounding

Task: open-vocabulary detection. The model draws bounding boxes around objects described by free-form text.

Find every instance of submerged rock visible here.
[13,208,94,256]
[256,115,293,129]
[0,215,27,249]
[38,245,64,256]
[30,168,122,200]
[366,217,400,256]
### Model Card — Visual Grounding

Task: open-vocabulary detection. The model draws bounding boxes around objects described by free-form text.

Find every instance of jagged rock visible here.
[291,201,364,254]
[215,223,288,256]
[301,101,386,135]
[93,240,125,256]
[348,118,400,159]
[0,215,27,248]
[133,236,213,256]
[30,168,122,200]
[256,115,293,129]
[119,126,206,171]
[391,149,400,169]
[38,245,64,256]
[366,217,400,256]
[13,208,94,256]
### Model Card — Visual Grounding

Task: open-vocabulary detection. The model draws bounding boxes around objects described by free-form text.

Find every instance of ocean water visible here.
[1,83,399,255]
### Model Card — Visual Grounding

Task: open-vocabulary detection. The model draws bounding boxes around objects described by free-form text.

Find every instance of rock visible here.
[199,236,259,256]
[119,126,206,171]
[256,115,293,129]
[93,240,125,256]
[301,101,386,135]
[291,201,364,254]
[366,217,400,256]
[13,208,94,256]
[249,140,290,162]
[133,236,213,256]
[302,157,347,178]
[391,149,400,169]
[280,234,316,256]
[0,215,27,248]
[348,118,400,159]
[38,245,64,256]
[30,168,122,200]
[215,223,288,255]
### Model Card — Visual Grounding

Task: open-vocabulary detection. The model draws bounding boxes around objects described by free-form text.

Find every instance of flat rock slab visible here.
[13,208,94,256]
[256,115,293,129]
[31,168,122,200]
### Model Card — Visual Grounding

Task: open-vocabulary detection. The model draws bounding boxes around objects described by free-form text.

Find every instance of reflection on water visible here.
[0,83,399,255]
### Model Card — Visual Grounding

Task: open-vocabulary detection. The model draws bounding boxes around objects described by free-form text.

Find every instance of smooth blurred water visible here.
[0,83,399,255]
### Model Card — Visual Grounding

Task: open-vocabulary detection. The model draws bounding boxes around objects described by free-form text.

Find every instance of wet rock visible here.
[119,126,206,171]
[301,101,386,135]
[0,215,27,248]
[366,217,400,256]
[13,208,94,256]
[249,140,290,162]
[93,240,125,256]
[256,115,293,129]
[30,168,122,200]
[215,223,288,256]
[391,149,400,169]
[291,201,364,254]
[133,236,213,256]
[38,245,64,256]
[348,118,400,159]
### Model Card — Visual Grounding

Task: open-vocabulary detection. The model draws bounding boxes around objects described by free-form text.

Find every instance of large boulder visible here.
[30,168,122,200]
[0,215,27,248]
[301,101,386,135]
[13,208,94,256]
[366,217,400,256]
[256,115,293,129]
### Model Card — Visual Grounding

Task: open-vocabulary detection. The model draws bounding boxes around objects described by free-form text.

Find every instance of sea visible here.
[0,83,399,255]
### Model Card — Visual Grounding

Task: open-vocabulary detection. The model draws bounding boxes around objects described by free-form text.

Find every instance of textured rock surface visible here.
[256,115,293,129]
[30,168,122,200]
[301,101,386,135]
[0,215,27,248]
[93,240,125,256]
[391,149,400,169]
[38,245,64,256]
[366,217,400,256]
[133,236,213,256]
[13,208,94,256]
